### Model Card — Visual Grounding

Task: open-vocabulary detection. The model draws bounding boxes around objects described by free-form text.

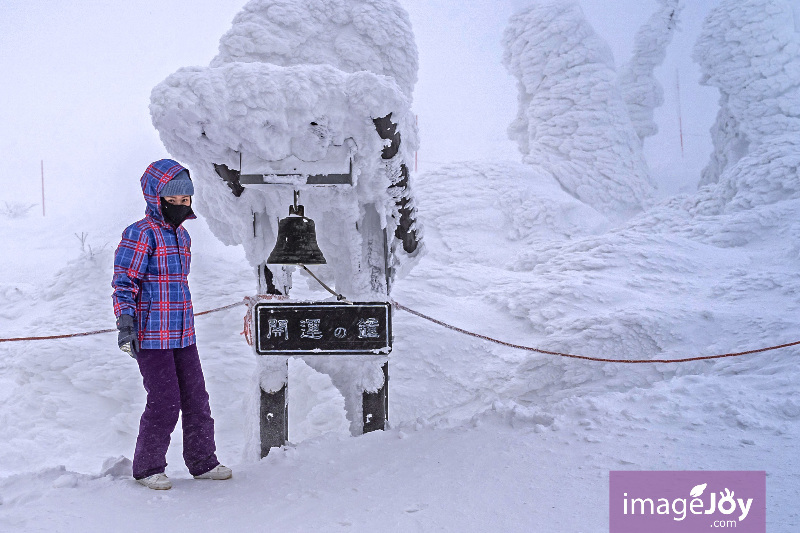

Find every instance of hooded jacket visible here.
[112,159,198,349]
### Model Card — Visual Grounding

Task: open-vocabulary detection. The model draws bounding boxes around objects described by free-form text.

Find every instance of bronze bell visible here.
[267,203,327,265]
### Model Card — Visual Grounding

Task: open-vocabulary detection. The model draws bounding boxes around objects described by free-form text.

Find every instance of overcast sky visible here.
[0,0,719,218]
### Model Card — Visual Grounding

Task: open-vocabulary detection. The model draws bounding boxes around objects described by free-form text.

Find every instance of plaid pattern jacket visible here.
[112,159,198,349]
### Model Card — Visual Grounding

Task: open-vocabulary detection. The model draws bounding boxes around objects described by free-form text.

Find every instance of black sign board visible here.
[255,302,392,356]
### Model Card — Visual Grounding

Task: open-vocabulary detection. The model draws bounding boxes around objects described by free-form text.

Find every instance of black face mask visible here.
[160,197,194,227]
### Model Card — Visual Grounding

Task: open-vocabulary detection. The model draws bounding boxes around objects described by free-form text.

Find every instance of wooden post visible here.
[362,361,388,433]
[259,359,289,458]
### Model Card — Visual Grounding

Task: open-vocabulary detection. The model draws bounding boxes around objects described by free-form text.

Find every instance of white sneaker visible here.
[193,464,232,480]
[136,473,172,490]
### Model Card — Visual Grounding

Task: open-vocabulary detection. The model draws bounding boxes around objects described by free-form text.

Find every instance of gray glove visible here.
[116,314,139,359]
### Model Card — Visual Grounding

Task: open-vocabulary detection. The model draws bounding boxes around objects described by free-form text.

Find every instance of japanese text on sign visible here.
[255,302,392,355]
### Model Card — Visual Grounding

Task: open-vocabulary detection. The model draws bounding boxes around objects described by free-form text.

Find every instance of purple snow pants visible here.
[132,344,219,479]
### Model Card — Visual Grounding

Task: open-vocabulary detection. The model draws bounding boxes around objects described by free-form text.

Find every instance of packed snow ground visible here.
[1,156,799,531]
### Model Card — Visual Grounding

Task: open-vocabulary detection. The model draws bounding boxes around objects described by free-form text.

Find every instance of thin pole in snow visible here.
[415,115,418,173]
[676,69,685,159]
[41,160,45,217]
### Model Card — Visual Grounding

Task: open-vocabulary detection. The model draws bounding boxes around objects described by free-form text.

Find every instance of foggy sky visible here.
[0,0,719,218]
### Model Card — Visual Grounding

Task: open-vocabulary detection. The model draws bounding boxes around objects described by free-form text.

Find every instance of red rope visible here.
[195,300,247,316]
[4,297,798,364]
[391,301,800,364]
[0,328,118,342]
[0,299,248,343]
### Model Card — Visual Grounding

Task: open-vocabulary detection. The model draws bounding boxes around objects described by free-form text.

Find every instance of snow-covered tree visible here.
[503,0,654,219]
[211,0,418,99]
[152,0,423,440]
[694,0,800,186]
[618,0,682,143]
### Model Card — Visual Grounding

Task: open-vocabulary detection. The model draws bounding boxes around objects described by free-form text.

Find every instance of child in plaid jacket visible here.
[112,159,231,490]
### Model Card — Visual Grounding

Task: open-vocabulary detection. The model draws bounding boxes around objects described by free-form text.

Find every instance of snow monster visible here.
[150,0,421,455]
